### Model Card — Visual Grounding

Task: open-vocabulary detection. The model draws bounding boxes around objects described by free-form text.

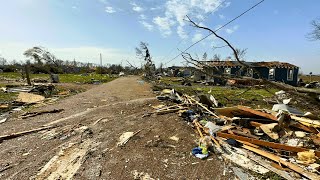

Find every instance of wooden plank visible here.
[217,132,320,157]
[238,140,260,148]
[250,121,263,127]
[290,122,319,134]
[186,95,219,118]
[194,121,203,138]
[156,107,187,115]
[243,145,320,180]
[232,130,260,139]
[290,115,320,127]
[245,150,293,180]
[237,106,278,121]
[0,126,55,142]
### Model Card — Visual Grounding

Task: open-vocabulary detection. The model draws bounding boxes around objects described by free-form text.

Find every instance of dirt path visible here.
[0,76,232,179]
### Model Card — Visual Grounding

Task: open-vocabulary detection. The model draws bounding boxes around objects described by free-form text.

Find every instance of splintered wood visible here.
[36,139,100,180]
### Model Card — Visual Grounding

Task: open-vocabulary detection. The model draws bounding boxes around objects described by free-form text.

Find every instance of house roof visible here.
[201,61,298,68]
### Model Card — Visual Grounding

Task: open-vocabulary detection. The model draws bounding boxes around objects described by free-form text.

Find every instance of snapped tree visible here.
[24,46,61,83]
[135,42,155,79]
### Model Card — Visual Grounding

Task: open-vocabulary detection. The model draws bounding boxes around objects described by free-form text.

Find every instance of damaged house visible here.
[194,61,299,86]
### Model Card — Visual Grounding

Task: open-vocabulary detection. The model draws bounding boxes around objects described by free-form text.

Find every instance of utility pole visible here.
[100,53,103,81]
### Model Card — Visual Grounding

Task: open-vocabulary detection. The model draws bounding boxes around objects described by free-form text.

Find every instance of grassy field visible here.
[158,77,280,109]
[0,72,117,106]
[0,72,117,83]
[299,75,320,83]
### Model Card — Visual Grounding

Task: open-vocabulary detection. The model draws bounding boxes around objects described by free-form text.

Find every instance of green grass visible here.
[0,92,18,102]
[300,75,320,83]
[157,77,280,109]
[0,72,117,83]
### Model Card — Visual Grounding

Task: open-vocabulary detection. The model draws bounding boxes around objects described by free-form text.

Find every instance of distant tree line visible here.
[0,56,144,75]
[0,46,143,75]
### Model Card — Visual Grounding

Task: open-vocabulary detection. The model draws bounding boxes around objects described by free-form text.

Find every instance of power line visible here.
[164,0,265,66]
[159,0,227,65]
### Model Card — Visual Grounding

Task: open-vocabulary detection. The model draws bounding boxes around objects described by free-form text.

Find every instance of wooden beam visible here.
[238,106,278,121]
[245,150,293,180]
[217,132,320,157]
[290,122,318,134]
[0,126,55,142]
[243,145,320,180]
[290,115,320,127]
[250,121,263,127]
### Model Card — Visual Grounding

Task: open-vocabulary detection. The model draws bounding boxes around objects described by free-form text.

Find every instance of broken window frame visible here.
[224,67,231,75]
[269,68,275,80]
[287,68,294,81]
[246,68,253,77]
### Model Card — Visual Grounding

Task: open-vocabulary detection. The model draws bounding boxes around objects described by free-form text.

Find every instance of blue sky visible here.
[0,0,319,73]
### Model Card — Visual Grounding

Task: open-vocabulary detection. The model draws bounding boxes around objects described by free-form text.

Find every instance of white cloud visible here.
[105,6,116,13]
[139,14,147,20]
[177,26,188,39]
[225,25,239,34]
[98,0,108,4]
[150,6,161,11]
[153,16,175,36]
[152,0,227,39]
[72,6,77,9]
[131,2,143,12]
[218,14,225,19]
[140,21,154,31]
[196,14,205,21]
[192,33,203,42]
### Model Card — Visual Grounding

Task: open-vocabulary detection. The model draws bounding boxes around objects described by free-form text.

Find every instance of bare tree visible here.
[185,15,261,78]
[202,52,208,61]
[212,54,221,61]
[307,18,320,41]
[235,48,247,61]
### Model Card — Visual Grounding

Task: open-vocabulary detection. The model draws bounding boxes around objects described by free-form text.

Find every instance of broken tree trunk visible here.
[25,62,31,86]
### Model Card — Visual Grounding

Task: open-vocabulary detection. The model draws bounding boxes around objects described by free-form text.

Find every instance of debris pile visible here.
[148,88,320,179]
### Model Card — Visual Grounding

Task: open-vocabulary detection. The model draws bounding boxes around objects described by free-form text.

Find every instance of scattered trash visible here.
[169,136,179,142]
[149,87,320,179]
[297,150,317,164]
[117,130,141,147]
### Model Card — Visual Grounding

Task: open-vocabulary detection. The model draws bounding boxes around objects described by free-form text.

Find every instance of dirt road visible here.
[0,76,232,179]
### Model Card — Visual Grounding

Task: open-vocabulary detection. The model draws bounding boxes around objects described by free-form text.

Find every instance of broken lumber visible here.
[186,95,219,118]
[289,122,318,134]
[217,132,320,157]
[250,121,263,127]
[0,126,55,142]
[237,106,277,121]
[194,121,204,138]
[290,115,320,128]
[21,109,64,119]
[245,150,293,180]
[243,145,320,180]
